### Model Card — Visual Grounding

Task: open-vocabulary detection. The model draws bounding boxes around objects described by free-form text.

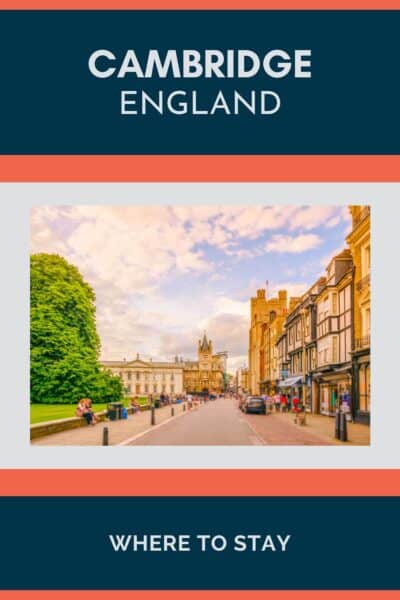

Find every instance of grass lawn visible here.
[30,396,153,424]
[30,400,129,424]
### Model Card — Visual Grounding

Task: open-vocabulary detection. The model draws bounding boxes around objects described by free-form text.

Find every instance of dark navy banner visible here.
[0,10,399,154]
[0,496,399,589]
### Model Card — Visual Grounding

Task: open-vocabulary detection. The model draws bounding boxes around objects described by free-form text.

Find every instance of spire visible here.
[200,331,209,352]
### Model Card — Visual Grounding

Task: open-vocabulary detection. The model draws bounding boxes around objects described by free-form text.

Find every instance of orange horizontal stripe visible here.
[0,155,399,181]
[0,469,399,496]
[1,1,400,8]
[0,594,399,600]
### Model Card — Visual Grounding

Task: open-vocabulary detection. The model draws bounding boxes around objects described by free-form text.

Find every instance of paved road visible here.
[128,397,265,445]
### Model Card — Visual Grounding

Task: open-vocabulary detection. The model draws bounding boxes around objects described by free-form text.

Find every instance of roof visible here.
[199,331,209,351]
[102,359,183,369]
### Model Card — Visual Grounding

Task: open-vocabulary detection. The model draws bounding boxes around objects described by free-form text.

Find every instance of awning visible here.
[277,376,303,388]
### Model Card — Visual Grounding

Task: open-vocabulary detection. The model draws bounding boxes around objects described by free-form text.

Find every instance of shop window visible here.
[359,365,370,412]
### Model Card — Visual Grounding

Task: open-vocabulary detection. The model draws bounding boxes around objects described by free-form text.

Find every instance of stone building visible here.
[236,366,249,394]
[102,354,184,398]
[102,333,225,398]
[248,288,298,395]
[248,289,269,395]
[182,333,225,394]
[346,205,371,424]
[259,290,289,395]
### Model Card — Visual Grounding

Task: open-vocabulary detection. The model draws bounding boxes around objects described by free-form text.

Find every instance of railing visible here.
[355,335,370,350]
[353,206,370,227]
[356,273,370,292]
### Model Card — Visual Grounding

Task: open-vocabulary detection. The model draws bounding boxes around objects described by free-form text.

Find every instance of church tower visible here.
[198,332,213,391]
[198,331,212,359]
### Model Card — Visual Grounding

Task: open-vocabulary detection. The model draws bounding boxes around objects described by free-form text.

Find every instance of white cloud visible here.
[201,313,249,357]
[31,204,349,365]
[288,206,340,231]
[269,281,308,300]
[265,233,322,254]
[227,355,248,373]
[213,296,249,318]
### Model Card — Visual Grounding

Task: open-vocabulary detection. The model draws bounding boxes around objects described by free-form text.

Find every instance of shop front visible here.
[352,352,370,424]
[277,375,304,407]
[314,369,352,417]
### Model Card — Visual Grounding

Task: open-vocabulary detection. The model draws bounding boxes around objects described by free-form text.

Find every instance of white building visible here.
[102,354,184,398]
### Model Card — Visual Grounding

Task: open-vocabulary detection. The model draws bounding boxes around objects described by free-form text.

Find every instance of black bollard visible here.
[151,404,156,426]
[102,426,109,446]
[335,411,341,439]
[339,412,348,442]
[183,403,186,412]
[171,406,175,417]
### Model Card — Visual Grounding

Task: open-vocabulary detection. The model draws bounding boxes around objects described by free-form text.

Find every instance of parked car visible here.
[241,396,266,415]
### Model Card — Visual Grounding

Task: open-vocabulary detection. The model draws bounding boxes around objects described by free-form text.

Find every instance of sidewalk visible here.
[257,410,370,445]
[31,402,191,446]
[296,412,370,445]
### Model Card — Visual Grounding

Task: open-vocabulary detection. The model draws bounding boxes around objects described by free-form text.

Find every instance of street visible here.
[127,397,265,446]
[31,396,370,446]
[128,396,370,446]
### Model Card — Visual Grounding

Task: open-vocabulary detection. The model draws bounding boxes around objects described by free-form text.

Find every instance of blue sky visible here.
[31,205,350,371]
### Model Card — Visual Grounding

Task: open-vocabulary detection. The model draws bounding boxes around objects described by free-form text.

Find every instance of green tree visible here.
[30,253,123,404]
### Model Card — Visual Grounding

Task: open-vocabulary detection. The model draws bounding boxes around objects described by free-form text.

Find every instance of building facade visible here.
[102,354,184,398]
[259,290,289,395]
[346,205,371,424]
[182,333,225,394]
[102,333,225,398]
[283,280,324,411]
[236,367,249,394]
[248,289,269,395]
[247,206,370,425]
[313,250,353,416]
[249,289,294,395]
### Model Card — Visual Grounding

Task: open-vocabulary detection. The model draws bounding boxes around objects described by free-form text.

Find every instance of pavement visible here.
[242,409,370,446]
[31,403,185,446]
[32,396,370,446]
